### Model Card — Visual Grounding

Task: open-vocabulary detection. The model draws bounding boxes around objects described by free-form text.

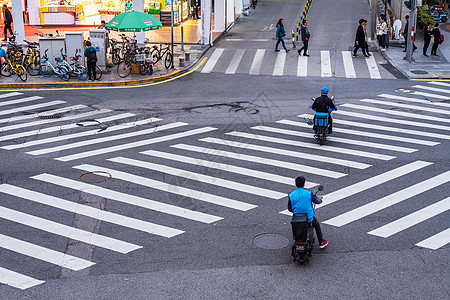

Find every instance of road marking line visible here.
[416,228,450,250]
[0,92,23,99]
[74,164,257,211]
[201,48,224,73]
[333,110,450,131]
[109,156,285,200]
[0,184,183,238]
[360,99,450,116]
[55,126,216,162]
[143,148,318,188]
[249,49,265,75]
[323,170,450,227]
[31,173,222,224]
[0,112,130,142]
[26,120,180,156]
[0,233,95,271]
[297,55,308,77]
[342,51,356,78]
[0,205,141,254]
[0,105,87,124]
[0,96,43,107]
[298,114,449,141]
[0,109,112,135]
[429,81,450,88]
[253,125,417,153]
[399,89,450,100]
[223,132,395,160]
[365,53,381,79]
[0,267,45,290]
[321,50,332,77]
[368,197,450,238]
[272,51,286,76]
[278,119,439,146]
[412,84,450,94]
[378,93,450,109]
[0,100,65,117]
[225,49,245,74]
[279,161,432,215]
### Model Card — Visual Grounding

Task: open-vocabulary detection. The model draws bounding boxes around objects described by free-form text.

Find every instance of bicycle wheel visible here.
[77,66,88,80]
[151,48,160,63]
[164,52,173,69]
[139,64,147,75]
[27,61,40,76]
[16,65,27,82]
[95,65,102,80]
[39,65,53,77]
[117,61,131,78]
[57,66,70,81]
[2,63,13,77]
[112,52,121,65]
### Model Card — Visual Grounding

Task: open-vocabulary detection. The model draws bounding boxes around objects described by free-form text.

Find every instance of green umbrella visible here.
[106,11,162,32]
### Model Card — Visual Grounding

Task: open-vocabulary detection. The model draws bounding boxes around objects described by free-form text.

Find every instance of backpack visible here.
[438,33,444,44]
[88,48,97,63]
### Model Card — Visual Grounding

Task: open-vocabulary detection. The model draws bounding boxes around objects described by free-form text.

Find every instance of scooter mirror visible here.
[318,185,324,192]
[311,97,315,101]
[331,96,335,101]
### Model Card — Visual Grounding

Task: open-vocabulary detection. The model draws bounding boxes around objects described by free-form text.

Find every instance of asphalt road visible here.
[0,0,449,299]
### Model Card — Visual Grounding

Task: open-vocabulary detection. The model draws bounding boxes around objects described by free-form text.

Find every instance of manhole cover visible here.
[410,70,429,75]
[252,233,289,250]
[80,171,111,183]
[397,88,415,93]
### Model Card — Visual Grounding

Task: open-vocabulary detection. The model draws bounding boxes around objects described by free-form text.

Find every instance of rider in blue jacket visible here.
[288,176,329,248]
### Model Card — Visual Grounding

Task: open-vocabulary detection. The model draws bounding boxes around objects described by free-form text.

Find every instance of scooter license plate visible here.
[296,245,305,250]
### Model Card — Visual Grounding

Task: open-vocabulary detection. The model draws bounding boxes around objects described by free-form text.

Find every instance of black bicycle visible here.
[150,43,173,69]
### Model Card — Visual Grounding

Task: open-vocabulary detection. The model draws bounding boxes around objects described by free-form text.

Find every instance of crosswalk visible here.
[199,48,393,79]
[0,82,449,289]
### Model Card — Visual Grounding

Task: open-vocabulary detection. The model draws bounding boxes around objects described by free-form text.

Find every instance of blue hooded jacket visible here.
[288,188,322,222]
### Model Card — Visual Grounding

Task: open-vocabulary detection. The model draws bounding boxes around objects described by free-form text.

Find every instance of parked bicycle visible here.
[150,43,173,69]
[59,48,88,80]
[23,40,40,76]
[1,56,27,81]
[39,49,70,81]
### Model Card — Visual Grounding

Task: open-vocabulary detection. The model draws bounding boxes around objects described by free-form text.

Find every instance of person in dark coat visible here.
[431,22,441,56]
[403,15,417,52]
[2,5,13,41]
[423,22,432,57]
[353,19,369,57]
[297,19,310,56]
[275,18,289,52]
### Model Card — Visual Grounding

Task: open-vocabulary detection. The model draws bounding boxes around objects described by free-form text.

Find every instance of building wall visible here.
[390,0,403,19]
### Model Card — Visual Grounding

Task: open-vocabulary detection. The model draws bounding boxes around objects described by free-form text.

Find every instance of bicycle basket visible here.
[135,54,145,62]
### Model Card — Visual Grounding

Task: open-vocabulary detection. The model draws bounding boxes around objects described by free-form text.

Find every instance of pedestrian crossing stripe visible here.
[415,228,450,250]
[0,92,23,99]
[0,267,45,290]
[0,104,87,125]
[359,99,450,117]
[378,93,450,109]
[0,95,42,107]
[0,100,65,117]
[412,84,450,95]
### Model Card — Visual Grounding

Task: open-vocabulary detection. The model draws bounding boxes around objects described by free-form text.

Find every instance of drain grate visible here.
[252,233,289,250]
[80,171,111,183]
[410,70,429,75]
[38,114,63,119]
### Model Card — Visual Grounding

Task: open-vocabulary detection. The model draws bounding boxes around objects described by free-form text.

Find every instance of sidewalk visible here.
[381,24,450,79]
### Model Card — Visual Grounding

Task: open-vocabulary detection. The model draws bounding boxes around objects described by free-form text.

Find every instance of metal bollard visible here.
[179,57,185,68]
[185,52,191,61]
[292,30,296,48]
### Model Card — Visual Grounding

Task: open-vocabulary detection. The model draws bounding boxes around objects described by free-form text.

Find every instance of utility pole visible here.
[406,0,417,62]
[171,0,174,68]
[371,0,378,41]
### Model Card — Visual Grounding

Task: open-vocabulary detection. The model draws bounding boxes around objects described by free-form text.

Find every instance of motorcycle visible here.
[291,185,324,264]
[310,96,336,145]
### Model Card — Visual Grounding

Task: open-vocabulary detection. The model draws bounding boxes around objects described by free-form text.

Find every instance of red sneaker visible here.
[319,240,329,249]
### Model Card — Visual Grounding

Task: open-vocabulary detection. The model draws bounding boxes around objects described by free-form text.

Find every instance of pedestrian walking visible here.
[377,15,388,51]
[403,15,417,52]
[393,18,402,40]
[275,19,289,52]
[2,5,13,41]
[431,22,441,56]
[84,41,97,81]
[297,19,310,56]
[353,19,369,57]
[423,22,432,57]
[363,20,371,56]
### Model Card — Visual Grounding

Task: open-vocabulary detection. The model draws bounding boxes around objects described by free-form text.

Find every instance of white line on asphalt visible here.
[323,170,450,227]
[0,105,87,124]
[55,126,215,162]
[360,99,450,116]
[225,49,245,74]
[416,228,450,250]
[0,92,23,99]
[26,120,179,155]
[0,109,112,134]
[0,96,43,107]
[272,51,286,76]
[109,156,286,200]
[0,100,65,117]
[297,55,308,77]
[73,164,257,211]
[333,110,450,131]
[201,48,224,73]
[249,49,265,75]
[399,89,450,100]
[342,51,356,78]
[0,205,142,254]
[143,148,318,188]
[279,161,432,215]
[213,132,370,169]
[428,81,450,88]
[0,233,95,271]
[223,132,395,160]
[368,197,450,238]
[252,125,417,153]
[412,84,450,94]
[0,112,131,142]
[278,119,439,146]
[0,267,45,290]
[31,173,222,224]
[0,184,183,238]
[200,137,347,178]
[378,93,450,109]
[365,53,381,79]
[298,114,449,141]
[321,50,332,77]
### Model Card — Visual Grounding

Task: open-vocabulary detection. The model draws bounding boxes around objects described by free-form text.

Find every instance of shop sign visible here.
[143,20,153,25]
